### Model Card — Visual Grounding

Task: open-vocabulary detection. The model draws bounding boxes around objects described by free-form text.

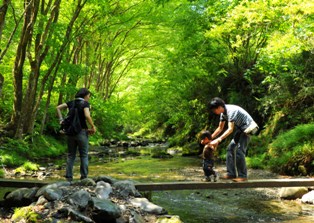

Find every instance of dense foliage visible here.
[268,124,314,175]
[0,0,313,175]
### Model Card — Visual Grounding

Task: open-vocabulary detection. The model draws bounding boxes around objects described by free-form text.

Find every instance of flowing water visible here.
[2,144,314,223]
[151,188,314,222]
[149,164,314,223]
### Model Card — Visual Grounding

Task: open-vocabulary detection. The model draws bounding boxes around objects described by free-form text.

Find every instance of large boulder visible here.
[301,190,314,204]
[113,180,141,197]
[91,197,122,222]
[4,187,38,207]
[279,187,308,200]
[130,198,167,215]
[35,181,70,198]
[43,187,63,201]
[95,181,112,199]
[67,189,93,210]
[53,206,94,223]
[94,175,117,184]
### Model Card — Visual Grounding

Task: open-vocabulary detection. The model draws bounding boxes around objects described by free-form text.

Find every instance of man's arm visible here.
[210,121,235,147]
[56,103,68,124]
[84,107,96,134]
[211,121,225,139]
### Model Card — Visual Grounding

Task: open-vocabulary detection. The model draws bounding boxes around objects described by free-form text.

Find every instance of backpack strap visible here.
[73,98,84,108]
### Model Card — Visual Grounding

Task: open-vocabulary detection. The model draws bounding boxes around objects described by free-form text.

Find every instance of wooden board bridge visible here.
[135,178,314,191]
[1,178,314,191]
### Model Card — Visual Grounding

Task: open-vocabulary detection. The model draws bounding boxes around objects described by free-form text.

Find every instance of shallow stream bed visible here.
[148,164,314,223]
[152,188,314,223]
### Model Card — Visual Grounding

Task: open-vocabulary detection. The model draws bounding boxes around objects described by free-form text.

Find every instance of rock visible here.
[39,167,46,171]
[156,215,183,223]
[129,210,146,223]
[44,200,63,210]
[43,188,63,201]
[130,197,167,215]
[35,181,70,198]
[93,175,117,184]
[92,197,122,222]
[1,176,163,222]
[69,207,94,223]
[36,195,48,205]
[79,178,97,187]
[52,206,70,219]
[4,187,38,207]
[298,165,307,175]
[67,189,93,210]
[95,181,112,199]
[279,187,308,200]
[53,206,94,222]
[113,180,141,198]
[301,190,314,204]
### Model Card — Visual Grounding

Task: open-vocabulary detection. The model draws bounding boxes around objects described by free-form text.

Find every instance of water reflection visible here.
[152,189,314,223]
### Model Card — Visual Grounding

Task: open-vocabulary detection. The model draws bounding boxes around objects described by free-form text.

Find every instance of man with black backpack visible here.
[56,88,96,181]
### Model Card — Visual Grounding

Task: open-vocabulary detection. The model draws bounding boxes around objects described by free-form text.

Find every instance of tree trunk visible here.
[0,0,25,62]
[0,73,4,97]
[0,0,10,44]
[11,0,87,137]
[11,0,39,138]
[28,0,87,134]
[23,0,61,134]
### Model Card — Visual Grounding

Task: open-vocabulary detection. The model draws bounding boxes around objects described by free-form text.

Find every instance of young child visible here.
[200,130,218,182]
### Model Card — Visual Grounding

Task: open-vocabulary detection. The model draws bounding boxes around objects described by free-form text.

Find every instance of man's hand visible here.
[210,138,221,148]
[88,126,96,135]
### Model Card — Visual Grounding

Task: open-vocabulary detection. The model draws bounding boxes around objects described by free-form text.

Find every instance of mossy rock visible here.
[12,206,42,222]
[156,215,183,223]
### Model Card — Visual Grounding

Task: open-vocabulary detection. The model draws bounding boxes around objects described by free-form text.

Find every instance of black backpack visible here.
[60,100,82,136]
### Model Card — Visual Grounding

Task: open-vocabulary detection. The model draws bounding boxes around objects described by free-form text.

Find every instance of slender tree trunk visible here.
[23,0,60,134]
[0,73,4,97]
[0,0,24,62]
[40,63,60,134]
[28,0,87,134]
[11,0,39,138]
[0,0,10,44]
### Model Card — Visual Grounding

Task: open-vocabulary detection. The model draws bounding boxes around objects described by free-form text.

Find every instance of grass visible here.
[267,123,314,174]
[0,135,66,168]
[15,161,39,175]
[0,169,4,178]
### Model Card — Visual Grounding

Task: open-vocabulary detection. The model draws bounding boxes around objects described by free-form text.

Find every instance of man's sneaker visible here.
[232,177,248,182]
[220,175,235,180]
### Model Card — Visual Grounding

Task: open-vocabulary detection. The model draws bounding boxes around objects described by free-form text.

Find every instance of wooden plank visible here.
[134,179,314,191]
[0,179,50,188]
[1,178,314,191]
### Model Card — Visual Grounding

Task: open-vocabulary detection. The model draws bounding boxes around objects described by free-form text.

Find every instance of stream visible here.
[149,164,314,223]
[2,144,314,223]
[151,177,314,222]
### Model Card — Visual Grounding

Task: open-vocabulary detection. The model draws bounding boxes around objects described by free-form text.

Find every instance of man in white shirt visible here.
[208,97,258,182]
